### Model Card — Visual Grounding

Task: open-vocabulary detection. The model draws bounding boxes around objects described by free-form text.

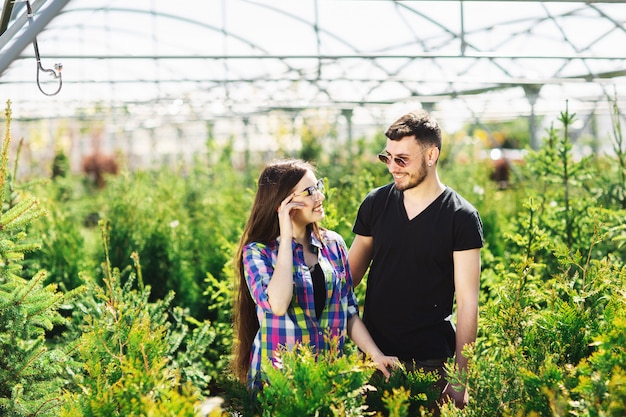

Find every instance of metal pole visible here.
[0,0,71,75]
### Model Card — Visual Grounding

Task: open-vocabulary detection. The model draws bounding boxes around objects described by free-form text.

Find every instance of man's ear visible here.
[429,146,440,165]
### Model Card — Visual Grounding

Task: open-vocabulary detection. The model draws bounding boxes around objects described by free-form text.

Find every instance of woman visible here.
[232,159,397,388]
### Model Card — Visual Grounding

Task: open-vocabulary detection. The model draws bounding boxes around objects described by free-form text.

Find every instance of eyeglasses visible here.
[295,179,325,197]
[377,146,431,168]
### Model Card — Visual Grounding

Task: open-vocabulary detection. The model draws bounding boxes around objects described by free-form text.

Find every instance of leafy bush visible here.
[0,100,81,417]
[60,222,213,416]
[256,340,375,417]
[366,365,440,417]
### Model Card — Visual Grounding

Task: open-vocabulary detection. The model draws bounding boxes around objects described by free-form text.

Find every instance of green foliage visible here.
[380,387,411,417]
[256,340,375,417]
[101,170,203,316]
[597,95,626,209]
[51,149,70,180]
[465,117,534,149]
[231,341,440,417]
[0,270,81,417]
[96,155,250,324]
[455,200,626,416]
[0,100,81,417]
[524,118,578,248]
[198,270,234,386]
[60,221,207,416]
[24,202,94,291]
[572,301,626,416]
[365,365,440,417]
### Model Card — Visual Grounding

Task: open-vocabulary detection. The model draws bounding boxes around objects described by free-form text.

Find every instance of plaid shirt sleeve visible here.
[242,242,274,313]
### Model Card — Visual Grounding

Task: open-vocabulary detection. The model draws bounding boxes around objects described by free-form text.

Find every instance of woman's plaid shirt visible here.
[242,229,359,387]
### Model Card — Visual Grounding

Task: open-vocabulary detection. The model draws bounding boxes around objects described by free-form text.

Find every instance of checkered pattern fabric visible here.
[242,230,359,388]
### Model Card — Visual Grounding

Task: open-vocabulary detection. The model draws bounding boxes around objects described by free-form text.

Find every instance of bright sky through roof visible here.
[0,0,624,146]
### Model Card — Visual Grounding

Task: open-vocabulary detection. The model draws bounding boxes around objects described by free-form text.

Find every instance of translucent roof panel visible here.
[1,0,625,141]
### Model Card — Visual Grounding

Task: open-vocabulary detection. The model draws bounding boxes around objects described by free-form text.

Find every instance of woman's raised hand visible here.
[277,193,303,239]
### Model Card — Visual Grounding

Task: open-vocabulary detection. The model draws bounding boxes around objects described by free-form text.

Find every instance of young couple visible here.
[232,110,484,410]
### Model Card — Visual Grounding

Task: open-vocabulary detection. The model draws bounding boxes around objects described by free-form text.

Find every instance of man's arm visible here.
[347,234,374,287]
[444,247,481,408]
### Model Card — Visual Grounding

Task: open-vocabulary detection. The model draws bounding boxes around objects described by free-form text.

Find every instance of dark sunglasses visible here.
[378,153,410,168]
[295,179,325,197]
[377,146,431,168]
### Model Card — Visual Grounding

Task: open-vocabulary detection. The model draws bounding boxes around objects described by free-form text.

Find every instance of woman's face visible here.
[289,170,325,226]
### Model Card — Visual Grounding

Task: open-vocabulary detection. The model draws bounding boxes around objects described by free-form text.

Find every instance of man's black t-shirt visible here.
[353,184,484,362]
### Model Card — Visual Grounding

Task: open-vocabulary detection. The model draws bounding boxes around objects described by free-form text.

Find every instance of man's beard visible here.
[395,158,428,191]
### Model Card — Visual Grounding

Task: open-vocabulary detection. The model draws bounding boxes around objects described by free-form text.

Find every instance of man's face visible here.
[382,136,431,191]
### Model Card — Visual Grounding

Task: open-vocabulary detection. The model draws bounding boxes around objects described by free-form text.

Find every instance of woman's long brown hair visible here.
[231,159,322,384]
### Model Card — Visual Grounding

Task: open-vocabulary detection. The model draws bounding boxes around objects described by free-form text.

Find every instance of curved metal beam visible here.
[0,0,70,74]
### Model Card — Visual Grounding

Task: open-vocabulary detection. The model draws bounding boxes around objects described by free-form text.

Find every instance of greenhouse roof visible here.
[1,0,626,141]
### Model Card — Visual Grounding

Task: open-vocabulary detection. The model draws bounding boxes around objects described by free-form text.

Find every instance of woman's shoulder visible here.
[244,239,278,253]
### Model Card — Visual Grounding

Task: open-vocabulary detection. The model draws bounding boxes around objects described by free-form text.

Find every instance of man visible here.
[349,109,483,409]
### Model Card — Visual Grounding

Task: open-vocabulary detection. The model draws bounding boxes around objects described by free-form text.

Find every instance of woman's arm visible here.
[347,315,398,378]
[266,192,303,315]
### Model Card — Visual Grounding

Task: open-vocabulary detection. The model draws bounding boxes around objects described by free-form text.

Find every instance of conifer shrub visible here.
[24,202,95,292]
[446,195,626,416]
[22,159,103,295]
[222,339,442,417]
[0,100,82,416]
[255,340,375,417]
[59,220,218,416]
[0,268,80,417]
[365,365,440,416]
[97,159,248,388]
[101,170,203,316]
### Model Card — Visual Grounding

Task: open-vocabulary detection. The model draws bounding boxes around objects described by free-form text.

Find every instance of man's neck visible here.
[403,175,445,201]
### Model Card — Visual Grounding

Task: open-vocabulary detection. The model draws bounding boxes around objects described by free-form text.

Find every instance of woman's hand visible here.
[277,192,304,240]
[370,353,399,379]
[347,316,399,379]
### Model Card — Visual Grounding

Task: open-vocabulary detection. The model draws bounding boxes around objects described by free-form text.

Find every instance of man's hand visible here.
[442,382,468,409]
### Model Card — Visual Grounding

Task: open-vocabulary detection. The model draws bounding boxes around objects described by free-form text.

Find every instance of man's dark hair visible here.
[385,110,442,151]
